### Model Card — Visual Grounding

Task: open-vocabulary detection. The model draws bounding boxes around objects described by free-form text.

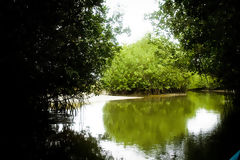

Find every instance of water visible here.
[65,91,231,160]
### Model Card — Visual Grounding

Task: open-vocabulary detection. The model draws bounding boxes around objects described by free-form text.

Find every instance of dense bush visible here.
[101,35,220,94]
[101,35,191,94]
[188,73,221,90]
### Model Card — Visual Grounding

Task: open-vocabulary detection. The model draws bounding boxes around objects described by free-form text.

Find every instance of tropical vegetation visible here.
[148,0,240,94]
[101,35,219,94]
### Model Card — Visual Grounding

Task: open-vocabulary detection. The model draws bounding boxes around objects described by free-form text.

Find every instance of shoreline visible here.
[83,89,230,104]
[85,94,143,104]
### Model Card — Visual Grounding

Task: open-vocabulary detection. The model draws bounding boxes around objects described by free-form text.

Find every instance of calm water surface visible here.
[67,91,227,159]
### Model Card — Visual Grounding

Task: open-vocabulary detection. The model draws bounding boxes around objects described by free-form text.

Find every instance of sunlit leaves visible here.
[101,35,191,94]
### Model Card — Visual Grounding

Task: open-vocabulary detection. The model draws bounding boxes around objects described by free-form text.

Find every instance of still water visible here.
[65,91,227,159]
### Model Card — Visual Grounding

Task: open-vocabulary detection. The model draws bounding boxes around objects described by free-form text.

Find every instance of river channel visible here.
[54,91,239,160]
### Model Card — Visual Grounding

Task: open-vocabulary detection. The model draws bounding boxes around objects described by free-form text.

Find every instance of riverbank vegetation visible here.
[101,35,220,94]
[148,0,240,96]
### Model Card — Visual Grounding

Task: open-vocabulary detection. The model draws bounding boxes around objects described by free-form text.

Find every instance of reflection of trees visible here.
[103,95,194,151]
[43,128,112,160]
[187,91,225,112]
[4,111,111,160]
[103,92,225,152]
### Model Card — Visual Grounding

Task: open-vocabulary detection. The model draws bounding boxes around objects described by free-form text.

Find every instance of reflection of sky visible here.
[70,96,222,160]
[187,109,220,134]
[72,97,152,160]
[101,141,150,160]
[71,100,186,160]
[72,95,142,136]
[72,102,106,137]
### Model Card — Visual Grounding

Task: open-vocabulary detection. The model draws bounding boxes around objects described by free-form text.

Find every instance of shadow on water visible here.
[41,126,113,160]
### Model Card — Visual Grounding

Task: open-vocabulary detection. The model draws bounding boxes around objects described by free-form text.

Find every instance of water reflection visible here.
[9,92,238,159]
[101,92,225,159]
[67,91,237,160]
[187,109,220,134]
[101,141,150,160]
[72,101,106,136]
[103,98,190,149]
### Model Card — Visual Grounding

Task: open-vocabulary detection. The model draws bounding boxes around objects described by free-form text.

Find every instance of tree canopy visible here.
[0,0,119,109]
[149,0,240,92]
[101,35,218,94]
[1,1,120,158]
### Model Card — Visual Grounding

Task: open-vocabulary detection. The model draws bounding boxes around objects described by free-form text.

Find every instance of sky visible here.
[105,0,159,45]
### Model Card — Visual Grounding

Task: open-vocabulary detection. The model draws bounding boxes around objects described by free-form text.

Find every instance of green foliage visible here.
[0,0,119,109]
[149,0,240,91]
[188,73,221,90]
[101,35,191,94]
